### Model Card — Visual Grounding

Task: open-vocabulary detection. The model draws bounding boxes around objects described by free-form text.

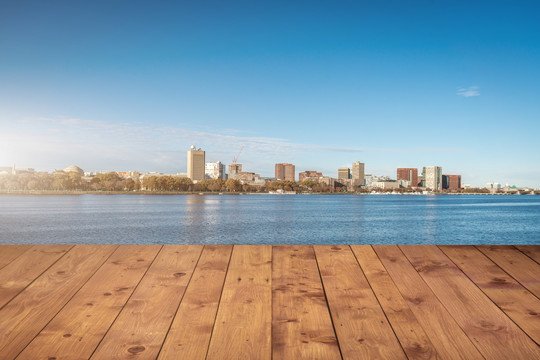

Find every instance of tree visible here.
[225,178,241,192]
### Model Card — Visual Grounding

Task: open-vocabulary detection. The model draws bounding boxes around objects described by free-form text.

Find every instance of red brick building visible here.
[275,163,295,181]
[397,168,418,187]
[442,175,462,190]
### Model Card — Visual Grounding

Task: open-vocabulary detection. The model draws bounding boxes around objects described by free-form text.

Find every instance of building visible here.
[275,163,295,181]
[486,182,502,190]
[298,170,323,182]
[0,164,35,175]
[351,162,365,186]
[205,161,226,180]
[422,166,442,191]
[117,171,141,178]
[371,180,400,190]
[63,165,84,176]
[397,179,411,188]
[228,164,242,179]
[442,175,462,190]
[235,172,265,186]
[364,174,373,187]
[338,168,350,180]
[187,146,205,182]
[397,168,418,187]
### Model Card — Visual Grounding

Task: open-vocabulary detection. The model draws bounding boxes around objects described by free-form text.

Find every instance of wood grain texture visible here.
[0,245,32,270]
[401,245,540,359]
[17,245,161,360]
[206,245,272,360]
[158,245,232,360]
[441,245,540,345]
[477,245,540,298]
[351,245,439,359]
[315,245,406,359]
[374,245,483,360]
[514,245,540,264]
[272,245,341,360]
[0,245,117,360]
[0,245,71,309]
[91,245,203,360]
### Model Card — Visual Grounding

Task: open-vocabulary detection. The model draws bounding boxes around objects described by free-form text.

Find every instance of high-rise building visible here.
[397,168,418,187]
[187,146,205,182]
[275,163,295,181]
[228,164,242,179]
[351,161,365,186]
[442,175,462,190]
[338,168,350,180]
[205,161,226,180]
[422,166,442,191]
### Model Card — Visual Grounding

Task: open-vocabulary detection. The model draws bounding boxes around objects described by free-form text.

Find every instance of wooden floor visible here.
[0,245,539,359]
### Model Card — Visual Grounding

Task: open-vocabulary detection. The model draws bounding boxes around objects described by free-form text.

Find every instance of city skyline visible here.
[2,1,540,187]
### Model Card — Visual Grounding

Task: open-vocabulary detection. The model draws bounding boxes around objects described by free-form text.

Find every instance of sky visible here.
[1,0,540,187]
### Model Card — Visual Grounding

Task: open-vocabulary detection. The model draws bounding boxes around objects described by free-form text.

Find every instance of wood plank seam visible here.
[365,245,445,360]
[401,245,540,358]
[201,244,235,360]
[270,244,273,360]
[151,244,207,359]
[0,245,74,312]
[10,245,121,359]
[439,245,540,347]
[85,245,164,359]
[513,245,540,266]
[475,245,540,302]
[312,245,344,359]
[395,245,486,357]
[381,245,484,359]
[0,246,33,272]
[349,245,410,357]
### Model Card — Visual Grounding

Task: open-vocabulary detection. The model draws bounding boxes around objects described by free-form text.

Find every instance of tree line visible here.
[0,172,494,194]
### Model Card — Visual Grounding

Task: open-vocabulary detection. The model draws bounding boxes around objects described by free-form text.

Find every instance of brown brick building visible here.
[442,175,462,190]
[275,163,295,182]
[397,168,418,187]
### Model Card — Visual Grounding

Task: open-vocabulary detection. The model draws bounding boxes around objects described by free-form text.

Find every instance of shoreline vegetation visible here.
[0,190,537,196]
[1,172,537,195]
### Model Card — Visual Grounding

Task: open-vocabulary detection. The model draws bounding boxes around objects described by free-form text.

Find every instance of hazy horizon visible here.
[2,1,540,187]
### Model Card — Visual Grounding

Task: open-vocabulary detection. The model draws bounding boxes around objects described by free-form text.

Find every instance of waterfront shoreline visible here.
[0,190,536,196]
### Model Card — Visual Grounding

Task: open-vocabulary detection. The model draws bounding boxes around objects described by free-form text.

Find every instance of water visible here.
[0,194,539,245]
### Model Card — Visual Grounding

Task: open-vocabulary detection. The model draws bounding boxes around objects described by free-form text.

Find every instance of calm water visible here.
[1,194,539,245]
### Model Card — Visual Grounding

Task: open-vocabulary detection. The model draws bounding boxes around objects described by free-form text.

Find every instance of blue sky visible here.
[1,1,540,187]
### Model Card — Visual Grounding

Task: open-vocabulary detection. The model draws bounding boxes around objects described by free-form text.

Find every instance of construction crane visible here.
[232,146,244,164]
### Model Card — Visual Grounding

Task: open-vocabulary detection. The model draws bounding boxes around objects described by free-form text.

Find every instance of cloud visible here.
[457,86,480,97]
[1,116,464,176]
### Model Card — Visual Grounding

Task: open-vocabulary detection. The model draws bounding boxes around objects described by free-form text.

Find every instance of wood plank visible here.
[351,245,439,359]
[315,245,405,359]
[514,245,540,265]
[373,245,483,360]
[91,245,203,360]
[272,245,341,360]
[158,245,233,360]
[0,245,32,270]
[0,245,72,309]
[16,245,161,360]
[401,245,540,359]
[206,245,272,360]
[440,245,540,345]
[0,245,117,360]
[477,245,540,298]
